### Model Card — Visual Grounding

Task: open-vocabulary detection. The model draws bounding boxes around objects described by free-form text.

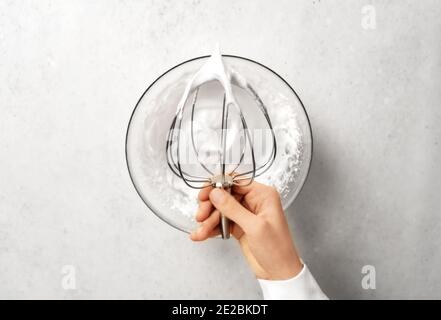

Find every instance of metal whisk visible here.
[166,47,277,239]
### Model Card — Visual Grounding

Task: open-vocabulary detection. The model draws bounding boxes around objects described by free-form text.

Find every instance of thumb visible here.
[209,188,255,231]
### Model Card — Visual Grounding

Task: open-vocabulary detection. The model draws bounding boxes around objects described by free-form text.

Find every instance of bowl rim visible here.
[125,54,314,234]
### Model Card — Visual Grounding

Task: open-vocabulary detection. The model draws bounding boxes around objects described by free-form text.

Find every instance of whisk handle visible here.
[219,185,231,239]
[211,176,233,239]
[220,213,230,239]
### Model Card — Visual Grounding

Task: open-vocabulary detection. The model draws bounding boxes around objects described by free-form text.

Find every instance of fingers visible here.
[200,180,270,199]
[232,179,269,196]
[233,180,281,212]
[194,193,242,239]
[199,183,253,202]
[197,184,243,221]
[191,222,242,240]
[196,200,212,222]
[190,210,220,241]
[208,227,221,238]
[196,194,241,222]
[198,185,213,202]
[209,188,255,230]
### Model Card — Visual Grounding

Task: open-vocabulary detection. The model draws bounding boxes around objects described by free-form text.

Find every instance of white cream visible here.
[176,44,237,115]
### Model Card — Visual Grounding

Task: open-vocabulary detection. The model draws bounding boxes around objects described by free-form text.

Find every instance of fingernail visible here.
[210,188,225,205]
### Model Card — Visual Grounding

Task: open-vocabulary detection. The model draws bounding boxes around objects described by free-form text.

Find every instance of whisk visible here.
[166,46,277,239]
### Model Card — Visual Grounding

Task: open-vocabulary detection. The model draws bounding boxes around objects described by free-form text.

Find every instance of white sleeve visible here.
[257,264,328,300]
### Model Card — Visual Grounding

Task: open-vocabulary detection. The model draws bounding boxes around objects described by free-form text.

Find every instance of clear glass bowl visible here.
[126,55,313,233]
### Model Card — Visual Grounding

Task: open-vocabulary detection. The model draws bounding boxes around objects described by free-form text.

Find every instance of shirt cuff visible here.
[257,264,328,300]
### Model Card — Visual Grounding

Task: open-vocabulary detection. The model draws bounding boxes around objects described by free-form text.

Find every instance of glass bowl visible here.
[126,55,313,233]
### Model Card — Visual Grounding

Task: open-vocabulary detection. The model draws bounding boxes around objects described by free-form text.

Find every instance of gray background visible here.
[0,0,440,299]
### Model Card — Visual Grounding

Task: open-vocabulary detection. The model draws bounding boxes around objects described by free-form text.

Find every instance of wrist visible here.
[276,258,303,280]
[263,256,303,281]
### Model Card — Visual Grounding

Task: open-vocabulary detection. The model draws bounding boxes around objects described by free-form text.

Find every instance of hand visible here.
[190,181,303,280]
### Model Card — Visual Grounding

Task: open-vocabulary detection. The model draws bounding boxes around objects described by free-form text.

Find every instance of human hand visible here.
[190,181,303,280]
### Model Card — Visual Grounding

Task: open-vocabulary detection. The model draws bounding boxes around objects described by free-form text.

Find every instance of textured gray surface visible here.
[0,0,440,299]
